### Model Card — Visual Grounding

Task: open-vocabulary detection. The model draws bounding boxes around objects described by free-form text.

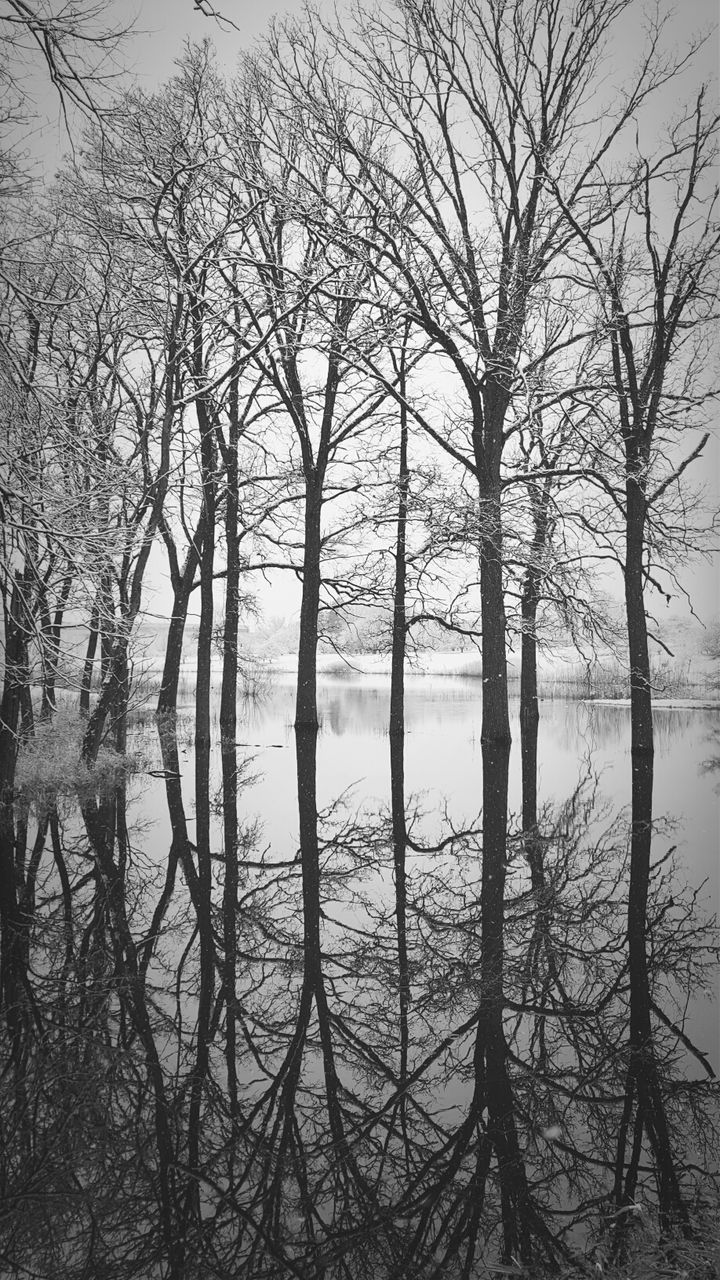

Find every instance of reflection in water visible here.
[1,682,718,1275]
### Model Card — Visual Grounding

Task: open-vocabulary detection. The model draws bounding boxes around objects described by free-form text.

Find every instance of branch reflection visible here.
[1,706,717,1276]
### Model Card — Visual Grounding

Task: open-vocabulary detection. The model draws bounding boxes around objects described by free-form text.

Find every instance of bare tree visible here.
[257,3,717,1263]
[550,88,719,1233]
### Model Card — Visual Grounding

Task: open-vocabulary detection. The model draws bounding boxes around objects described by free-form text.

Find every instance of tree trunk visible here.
[390,339,409,740]
[295,724,322,984]
[220,389,240,741]
[519,473,552,881]
[220,740,239,1119]
[81,637,128,763]
[40,571,72,718]
[390,378,410,1095]
[156,514,204,715]
[80,592,101,716]
[476,737,548,1265]
[79,785,182,1270]
[620,466,688,1232]
[295,483,322,732]
[157,575,194,716]
[99,568,115,684]
[148,717,202,983]
[187,304,216,1218]
[625,481,653,760]
[220,376,241,1115]
[195,472,215,753]
[520,588,540,839]
[520,585,547,911]
[478,475,510,748]
[0,575,31,1062]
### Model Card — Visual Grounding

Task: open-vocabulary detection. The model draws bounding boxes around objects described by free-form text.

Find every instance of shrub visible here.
[15,711,133,811]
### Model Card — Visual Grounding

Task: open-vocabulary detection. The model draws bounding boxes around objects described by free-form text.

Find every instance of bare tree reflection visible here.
[1,711,718,1277]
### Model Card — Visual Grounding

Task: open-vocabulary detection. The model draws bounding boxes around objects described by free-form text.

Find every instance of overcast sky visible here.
[129,0,314,82]
[133,0,720,626]
[18,0,719,143]
[8,0,719,627]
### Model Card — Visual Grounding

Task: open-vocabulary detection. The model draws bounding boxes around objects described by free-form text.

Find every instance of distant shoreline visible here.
[268,648,719,701]
[139,646,719,709]
[154,648,717,709]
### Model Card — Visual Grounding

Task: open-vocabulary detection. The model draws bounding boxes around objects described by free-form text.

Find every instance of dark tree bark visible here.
[99,568,115,684]
[390,338,410,1097]
[218,368,243,1116]
[615,748,689,1238]
[79,784,184,1271]
[614,460,689,1235]
[295,485,323,731]
[219,377,241,741]
[156,512,205,715]
[295,725,323,985]
[519,473,554,879]
[80,591,101,716]
[185,287,217,1218]
[553,96,720,1236]
[81,634,130,763]
[478,477,511,746]
[390,336,409,742]
[144,716,202,984]
[37,569,72,718]
[477,739,531,1263]
[0,574,32,1064]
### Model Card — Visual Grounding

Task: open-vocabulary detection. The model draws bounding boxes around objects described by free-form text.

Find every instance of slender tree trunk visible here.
[472,394,553,1261]
[390,376,410,1100]
[389,727,409,1084]
[220,741,239,1119]
[294,720,367,1222]
[220,376,241,1116]
[99,568,115,683]
[192,277,217,761]
[80,592,101,716]
[156,515,204,715]
[473,385,511,750]
[619,465,688,1233]
[295,481,323,732]
[195,454,215,752]
[187,300,216,1220]
[79,786,183,1271]
[0,575,31,1063]
[220,388,240,741]
[520,476,552,879]
[476,742,559,1266]
[625,481,653,759]
[157,577,194,716]
[295,724,323,992]
[520,586,540,846]
[40,570,72,718]
[82,637,128,763]
[147,717,201,984]
[189,492,214,1219]
[478,474,510,747]
[293,474,330,1067]
[390,354,409,741]
[187,726,214,1212]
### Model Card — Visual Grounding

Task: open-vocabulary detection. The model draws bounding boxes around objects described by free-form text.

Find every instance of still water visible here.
[6,676,719,1277]
[137,675,719,1089]
[144,677,719,1003]
[208,676,718,908]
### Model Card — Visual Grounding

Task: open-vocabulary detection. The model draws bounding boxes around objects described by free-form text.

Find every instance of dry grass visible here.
[537,655,717,700]
[15,709,136,810]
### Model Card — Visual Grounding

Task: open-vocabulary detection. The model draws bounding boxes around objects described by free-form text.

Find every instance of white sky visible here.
[131,0,719,629]
[6,0,719,629]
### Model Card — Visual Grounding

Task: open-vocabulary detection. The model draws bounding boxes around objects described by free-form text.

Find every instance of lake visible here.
[6,675,719,1276]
